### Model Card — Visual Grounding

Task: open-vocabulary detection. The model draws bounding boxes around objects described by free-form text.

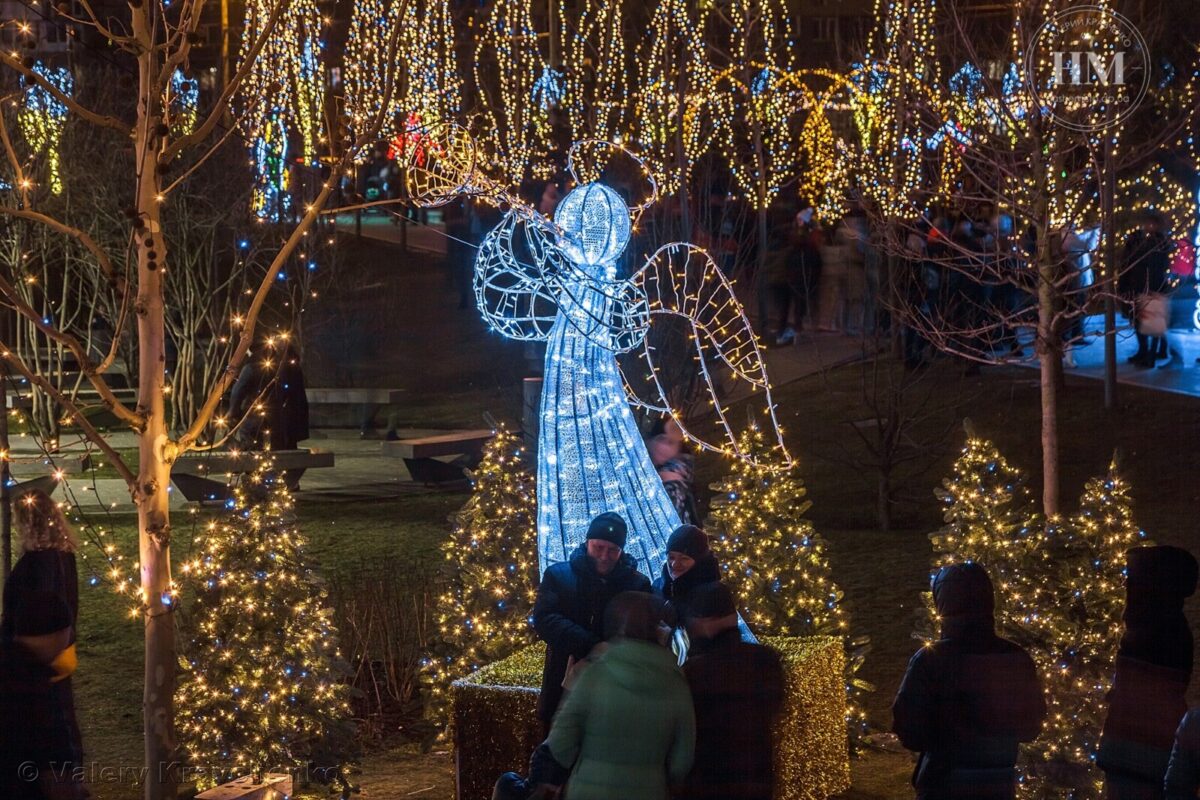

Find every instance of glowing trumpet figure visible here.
[405,127,791,580]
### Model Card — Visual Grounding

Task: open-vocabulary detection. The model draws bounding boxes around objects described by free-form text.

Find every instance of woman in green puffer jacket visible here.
[545,591,695,800]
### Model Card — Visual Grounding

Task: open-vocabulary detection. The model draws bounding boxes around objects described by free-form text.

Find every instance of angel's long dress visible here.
[537,267,680,580]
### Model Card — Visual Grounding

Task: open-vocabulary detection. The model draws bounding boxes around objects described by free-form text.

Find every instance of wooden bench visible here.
[170,448,334,502]
[7,454,91,498]
[305,387,405,434]
[382,429,493,484]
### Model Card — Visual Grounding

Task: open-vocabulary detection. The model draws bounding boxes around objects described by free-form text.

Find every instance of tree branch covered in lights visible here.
[564,0,632,143]
[423,425,539,728]
[237,0,325,219]
[707,423,871,752]
[345,0,461,158]
[17,61,71,195]
[178,455,356,794]
[473,0,556,183]
[633,0,713,199]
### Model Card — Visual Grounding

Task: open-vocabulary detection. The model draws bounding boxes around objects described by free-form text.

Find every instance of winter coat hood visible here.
[932,562,995,640]
[600,638,681,690]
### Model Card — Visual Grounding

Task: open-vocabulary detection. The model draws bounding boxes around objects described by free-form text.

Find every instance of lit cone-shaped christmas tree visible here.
[1015,458,1149,799]
[922,424,1038,645]
[177,455,355,793]
[423,425,539,728]
[707,422,871,750]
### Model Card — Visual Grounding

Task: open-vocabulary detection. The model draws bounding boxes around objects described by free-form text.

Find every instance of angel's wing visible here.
[626,243,792,467]
[474,211,562,340]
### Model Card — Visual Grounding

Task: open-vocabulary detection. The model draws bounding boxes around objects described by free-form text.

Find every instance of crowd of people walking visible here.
[748,198,1200,376]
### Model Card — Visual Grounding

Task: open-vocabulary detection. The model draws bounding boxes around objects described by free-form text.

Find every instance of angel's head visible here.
[554,182,631,271]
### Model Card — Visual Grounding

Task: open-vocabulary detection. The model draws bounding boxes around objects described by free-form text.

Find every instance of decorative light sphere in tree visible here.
[555,183,631,267]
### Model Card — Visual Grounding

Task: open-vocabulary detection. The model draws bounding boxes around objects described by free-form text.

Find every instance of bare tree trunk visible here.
[1101,127,1117,410]
[132,13,177,796]
[878,471,892,533]
[1032,177,1061,517]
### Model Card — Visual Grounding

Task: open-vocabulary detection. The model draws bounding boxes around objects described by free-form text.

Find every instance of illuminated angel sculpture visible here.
[406,128,790,579]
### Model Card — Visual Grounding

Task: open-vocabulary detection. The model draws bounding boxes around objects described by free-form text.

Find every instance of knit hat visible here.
[666,524,708,560]
[931,562,995,619]
[12,592,71,637]
[686,583,737,621]
[586,512,627,549]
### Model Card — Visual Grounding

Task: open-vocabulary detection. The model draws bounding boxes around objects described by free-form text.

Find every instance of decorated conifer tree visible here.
[925,431,1149,796]
[921,425,1038,644]
[1015,458,1148,798]
[707,422,871,750]
[423,424,540,727]
[177,455,355,794]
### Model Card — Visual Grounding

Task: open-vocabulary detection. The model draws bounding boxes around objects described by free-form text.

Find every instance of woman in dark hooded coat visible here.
[892,562,1045,800]
[652,525,722,623]
[1099,545,1198,800]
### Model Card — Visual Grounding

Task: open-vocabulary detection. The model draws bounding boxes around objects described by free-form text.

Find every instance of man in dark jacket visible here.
[1099,546,1198,799]
[532,512,651,724]
[653,524,722,623]
[893,562,1045,800]
[678,583,785,800]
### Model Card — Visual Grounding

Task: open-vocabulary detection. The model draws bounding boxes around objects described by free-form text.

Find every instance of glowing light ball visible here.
[555,183,631,267]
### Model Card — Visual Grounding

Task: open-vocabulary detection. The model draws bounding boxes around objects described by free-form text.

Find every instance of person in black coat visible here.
[1165,709,1200,799]
[677,583,785,800]
[1119,213,1173,366]
[531,512,651,724]
[0,592,89,800]
[1099,546,1198,800]
[1,490,89,799]
[653,524,722,623]
[892,562,1045,800]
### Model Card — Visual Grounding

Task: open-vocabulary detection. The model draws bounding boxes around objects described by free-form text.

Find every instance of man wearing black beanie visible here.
[531,512,651,725]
